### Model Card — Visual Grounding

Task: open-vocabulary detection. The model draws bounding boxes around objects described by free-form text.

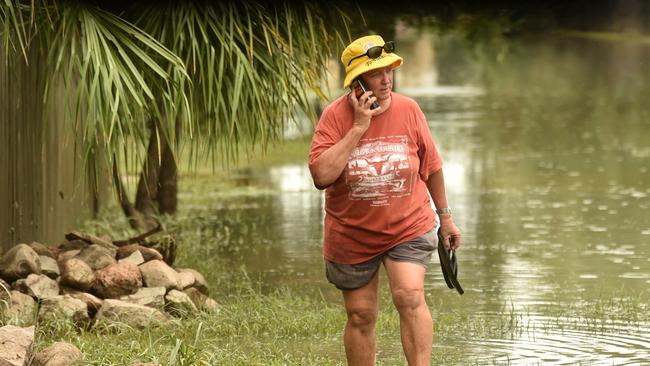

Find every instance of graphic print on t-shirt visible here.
[346,136,413,206]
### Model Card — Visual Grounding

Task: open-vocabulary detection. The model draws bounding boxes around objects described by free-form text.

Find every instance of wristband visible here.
[436,207,452,215]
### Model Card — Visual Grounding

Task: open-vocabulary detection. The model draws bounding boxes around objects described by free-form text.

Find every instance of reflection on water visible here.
[183,32,650,364]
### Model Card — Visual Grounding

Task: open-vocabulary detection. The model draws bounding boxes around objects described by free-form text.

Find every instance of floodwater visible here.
[181,33,650,364]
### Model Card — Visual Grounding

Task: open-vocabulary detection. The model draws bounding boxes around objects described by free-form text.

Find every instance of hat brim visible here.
[343,53,403,89]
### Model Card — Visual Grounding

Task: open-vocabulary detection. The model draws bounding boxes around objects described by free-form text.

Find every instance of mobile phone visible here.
[350,78,380,110]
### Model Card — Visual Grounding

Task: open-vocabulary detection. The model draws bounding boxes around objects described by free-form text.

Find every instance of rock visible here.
[95,299,168,329]
[182,287,208,308]
[56,249,80,264]
[177,268,209,295]
[177,271,195,289]
[13,273,59,300]
[39,255,60,279]
[139,260,179,290]
[138,246,164,262]
[58,239,88,252]
[119,287,166,308]
[118,250,144,266]
[182,287,206,307]
[28,242,54,258]
[0,325,34,366]
[0,243,41,281]
[47,246,61,260]
[117,245,163,262]
[88,235,115,251]
[59,288,104,314]
[164,289,197,316]
[37,295,89,326]
[59,258,95,292]
[182,288,220,313]
[30,341,82,366]
[67,231,116,252]
[93,262,142,299]
[203,297,220,313]
[1,291,36,322]
[76,244,116,271]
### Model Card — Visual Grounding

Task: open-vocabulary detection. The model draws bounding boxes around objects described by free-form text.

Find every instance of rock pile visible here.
[0,238,217,329]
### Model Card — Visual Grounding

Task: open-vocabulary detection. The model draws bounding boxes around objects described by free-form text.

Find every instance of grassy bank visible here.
[33,288,347,365]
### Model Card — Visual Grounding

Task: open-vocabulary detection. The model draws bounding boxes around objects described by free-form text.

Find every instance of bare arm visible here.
[426,168,461,249]
[310,91,382,188]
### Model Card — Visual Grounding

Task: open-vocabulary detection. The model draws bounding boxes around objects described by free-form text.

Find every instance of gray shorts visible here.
[325,228,438,291]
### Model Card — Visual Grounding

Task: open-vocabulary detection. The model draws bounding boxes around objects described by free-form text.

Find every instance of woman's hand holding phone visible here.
[348,79,381,133]
[351,79,380,109]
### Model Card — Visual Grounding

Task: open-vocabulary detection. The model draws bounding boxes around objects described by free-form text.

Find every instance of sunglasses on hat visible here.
[347,41,395,66]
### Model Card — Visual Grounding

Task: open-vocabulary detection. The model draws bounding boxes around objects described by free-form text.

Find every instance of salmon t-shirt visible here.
[309,92,443,264]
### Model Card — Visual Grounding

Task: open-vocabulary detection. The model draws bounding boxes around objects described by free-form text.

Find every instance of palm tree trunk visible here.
[115,117,178,229]
[157,119,180,214]
[112,159,149,230]
[157,142,178,214]
[134,121,163,231]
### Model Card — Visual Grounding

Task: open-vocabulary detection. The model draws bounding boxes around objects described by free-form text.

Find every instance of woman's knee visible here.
[391,287,425,313]
[346,306,378,329]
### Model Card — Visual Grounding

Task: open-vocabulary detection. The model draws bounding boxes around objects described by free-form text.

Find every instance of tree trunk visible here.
[134,121,163,231]
[157,142,178,214]
[112,159,148,230]
[157,119,180,214]
[115,117,180,229]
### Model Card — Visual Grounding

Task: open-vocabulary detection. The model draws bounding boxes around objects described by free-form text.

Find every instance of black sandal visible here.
[437,227,464,295]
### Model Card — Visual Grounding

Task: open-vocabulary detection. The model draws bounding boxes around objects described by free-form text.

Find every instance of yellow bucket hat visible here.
[341,35,403,89]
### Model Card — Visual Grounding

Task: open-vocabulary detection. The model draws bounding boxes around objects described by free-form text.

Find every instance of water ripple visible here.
[460,315,650,365]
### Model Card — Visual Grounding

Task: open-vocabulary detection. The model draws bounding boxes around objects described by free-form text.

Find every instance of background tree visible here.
[1,0,352,231]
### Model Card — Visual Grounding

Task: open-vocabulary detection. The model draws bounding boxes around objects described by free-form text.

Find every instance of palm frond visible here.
[40,3,189,172]
[135,1,347,166]
[3,0,351,177]
[1,0,31,62]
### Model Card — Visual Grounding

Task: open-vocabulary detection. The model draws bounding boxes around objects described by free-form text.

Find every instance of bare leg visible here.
[383,258,432,366]
[342,271,379,366]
